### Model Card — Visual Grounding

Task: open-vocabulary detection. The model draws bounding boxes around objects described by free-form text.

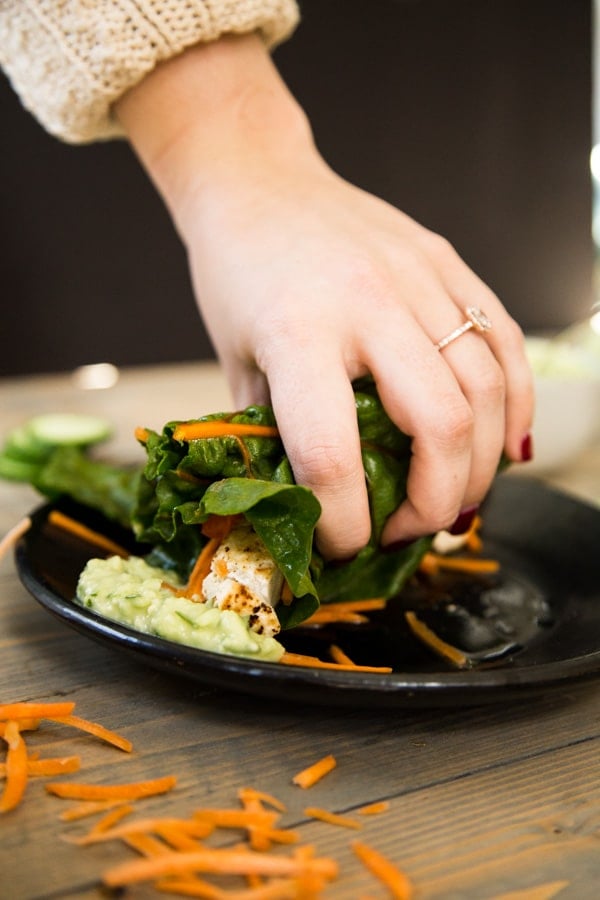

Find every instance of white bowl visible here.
[523,336,600,474]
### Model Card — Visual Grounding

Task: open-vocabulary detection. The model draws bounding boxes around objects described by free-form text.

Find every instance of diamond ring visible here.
[434,306,493,351]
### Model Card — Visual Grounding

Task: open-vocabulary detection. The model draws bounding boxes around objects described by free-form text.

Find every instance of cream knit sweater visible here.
[0,1,300,143]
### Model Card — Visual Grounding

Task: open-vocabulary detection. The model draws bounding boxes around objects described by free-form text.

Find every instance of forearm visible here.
[115,33,315,233]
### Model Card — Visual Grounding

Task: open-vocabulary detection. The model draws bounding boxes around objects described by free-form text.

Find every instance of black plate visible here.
[14,476,600,707]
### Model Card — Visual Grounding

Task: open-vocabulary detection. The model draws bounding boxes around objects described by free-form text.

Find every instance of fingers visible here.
[263,340,372,559]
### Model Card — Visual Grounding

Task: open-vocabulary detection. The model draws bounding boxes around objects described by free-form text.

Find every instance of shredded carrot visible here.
[238,788,287,814]
[59,798,132,822]
[48,510,129,558]
[404,611,470,669]
[124,832,172,858]
[102,845,339,888]
[201,514,238,541]
[328,644,356,667]
[357,801,390,816]
[280,652,392,675]
[172,421,279,442]
[292,754,337,789]
[352,840,413,900]
[47,714,133,752]
[0,701,74,721]
[0,718,40,736]
[419,551,499,576]
[135,426,150,443]
[0,720,28,812]
[45,774,177,801]
[465,515,484,553]
[154,876,228,898]
[91,803,134,834]
[183,536,221,598]
[280,581,294,606]
[0,755,81,778]
[304,807,362,830]
[304,598,386,623]
[68,816,212,846]
[0,516,32,564]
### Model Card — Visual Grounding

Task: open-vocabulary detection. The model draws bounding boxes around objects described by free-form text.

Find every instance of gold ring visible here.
[434,306,492,351]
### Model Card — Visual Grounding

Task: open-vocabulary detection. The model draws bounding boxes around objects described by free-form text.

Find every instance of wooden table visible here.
[1,362,600,900]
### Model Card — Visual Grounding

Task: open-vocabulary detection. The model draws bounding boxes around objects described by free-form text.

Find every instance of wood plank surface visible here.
[1,363,599,900]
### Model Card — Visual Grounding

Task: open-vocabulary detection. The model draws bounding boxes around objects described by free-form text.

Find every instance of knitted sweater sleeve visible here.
[0,1,300,143]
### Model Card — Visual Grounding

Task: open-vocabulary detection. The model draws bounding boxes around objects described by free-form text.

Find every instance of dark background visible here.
[0,0,593,377]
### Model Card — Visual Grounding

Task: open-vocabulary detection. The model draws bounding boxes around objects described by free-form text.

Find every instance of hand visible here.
[116,34,534,559]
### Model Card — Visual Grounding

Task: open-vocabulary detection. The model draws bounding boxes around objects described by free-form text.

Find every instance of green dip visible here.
[76,555,284,662]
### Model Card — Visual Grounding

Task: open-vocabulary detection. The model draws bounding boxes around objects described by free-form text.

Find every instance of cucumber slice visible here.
[25,414,112,448]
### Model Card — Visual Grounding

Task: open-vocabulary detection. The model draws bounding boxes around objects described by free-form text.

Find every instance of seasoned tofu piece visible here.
[202,521,283,637]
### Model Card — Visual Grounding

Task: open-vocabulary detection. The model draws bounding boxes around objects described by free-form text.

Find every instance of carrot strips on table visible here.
[0,701,74,720]
[172,422,279,442]
[48,510,129,558]
[59,799,132,821]
[304,807,362,830]
[102,844,339,888]
[47,714,133,752]
[91,803,134,834]
[292,755,337,789]
[0,755,81,778]
[352,840,413,900]
[0,516,32,564]
[0,720,28,812]
[357,801,390,816]
[45,774,177,801]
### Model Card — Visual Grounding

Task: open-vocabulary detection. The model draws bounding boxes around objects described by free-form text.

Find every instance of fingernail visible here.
[520,433,534,462]
[449,504,479,535]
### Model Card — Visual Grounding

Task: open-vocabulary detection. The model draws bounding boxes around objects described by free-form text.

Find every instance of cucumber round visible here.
[24,413,112,448]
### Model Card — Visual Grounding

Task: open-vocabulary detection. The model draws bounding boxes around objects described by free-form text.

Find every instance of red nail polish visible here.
[449,504,479,535]
[520,433,534,462]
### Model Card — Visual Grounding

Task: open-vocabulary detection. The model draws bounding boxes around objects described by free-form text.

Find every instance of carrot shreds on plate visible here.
[0,516,32,564]
[0,720,28,812]
[352,840,413,900]
[328,644,357,667]
[304,807,362,830]
[357,801,390,816]
[419,551,499,576]
[303,598,386,626]
[292,754,336,789]
[0,701,75,720]
[47,713,133,752]
[404,611,470,670]
[172,422,279,442]
[45,774,177,801]
[102,844,339,888]
[280,652,392,675]
[47,509,129,559]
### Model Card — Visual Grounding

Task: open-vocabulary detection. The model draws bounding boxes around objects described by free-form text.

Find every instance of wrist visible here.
[115,33,314,231]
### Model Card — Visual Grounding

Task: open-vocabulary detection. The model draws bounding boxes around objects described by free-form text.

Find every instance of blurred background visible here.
[0,0,593,377]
